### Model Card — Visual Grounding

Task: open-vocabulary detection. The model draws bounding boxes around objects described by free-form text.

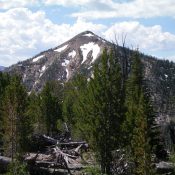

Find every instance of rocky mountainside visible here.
[5,31,175,148]
[6,31,111,92]
[0,66,5,71]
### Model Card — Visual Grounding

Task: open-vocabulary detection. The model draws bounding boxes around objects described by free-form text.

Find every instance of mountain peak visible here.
[79,30,95,36]
[69,31,98,41]
[7,31,110,92]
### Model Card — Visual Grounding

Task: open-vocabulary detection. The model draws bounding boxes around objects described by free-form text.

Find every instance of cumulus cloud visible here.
[70,0,175,19]
[1,0,175,19]
[0,8,106,66]
[103,21,175,52]
[0,0,40,9]
[0,8,175,66]
[44,0,94,7]
[45,0,114,11]
[0,0,112,10]
[167,55,175,62]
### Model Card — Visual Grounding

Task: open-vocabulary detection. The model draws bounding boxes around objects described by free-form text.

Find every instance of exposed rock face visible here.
[142,57,175,149]
[0,66,5,71]
[6,31,111,92]
[5,31,175,149]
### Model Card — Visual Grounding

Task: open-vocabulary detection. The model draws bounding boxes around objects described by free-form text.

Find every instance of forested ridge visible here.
[0,48,175,175]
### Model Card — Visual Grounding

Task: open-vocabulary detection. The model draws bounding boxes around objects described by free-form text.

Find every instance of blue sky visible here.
[0,0,175,66]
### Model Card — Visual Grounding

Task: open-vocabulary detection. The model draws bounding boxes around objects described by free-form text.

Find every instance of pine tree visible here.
[2,75,29,159]
[131,92,153,175]
[123,50,142,145]
[0,72,11,152]
[63,74,88,139]
[40,81,63,136]
[71,49,124,174]
[123,50,154,175]
[25,91,43,134]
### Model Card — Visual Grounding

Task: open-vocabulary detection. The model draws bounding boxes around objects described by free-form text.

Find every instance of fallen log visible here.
[28,165,84,175]
[28,166,68,175]
[58,141,86,146]
[35,161,61,167]
[53,148,78,159]
[41,135,87,147]
[34,161,85,170]
[42,135,58,144]
[25,133,89,174]
[32,134,88,149]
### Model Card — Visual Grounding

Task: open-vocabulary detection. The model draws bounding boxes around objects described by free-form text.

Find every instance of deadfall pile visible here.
[24,133,89,175]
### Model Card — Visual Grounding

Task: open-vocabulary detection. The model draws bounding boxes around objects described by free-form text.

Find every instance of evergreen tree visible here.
[71,49,124,174]
[123,50,142,145]
[63,74,88,139]
[2,75,29,159]
[40,81,63,136]
[25,91,43,134]
[0,72,11,152]
[123,50,154,175]
[131,92,153,175]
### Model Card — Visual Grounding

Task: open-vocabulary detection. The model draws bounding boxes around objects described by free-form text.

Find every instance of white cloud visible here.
[0,8,175,66]
[45,0,94,7]
[1,0,175,19]
[0,8,106,66]
[0,0,40,9]
[70,0,175,19]
[167,55,175,62]
[103,21,175,53]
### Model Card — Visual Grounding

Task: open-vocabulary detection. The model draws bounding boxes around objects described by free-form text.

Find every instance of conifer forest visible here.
[1,45,175,175]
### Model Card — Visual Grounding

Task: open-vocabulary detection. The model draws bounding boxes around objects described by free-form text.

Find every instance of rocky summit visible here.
[6,31,111,92]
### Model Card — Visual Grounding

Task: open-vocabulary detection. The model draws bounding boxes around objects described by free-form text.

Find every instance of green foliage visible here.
[6,160,30,175]
[25,92,43,134]
[40,81,63,136]
[64,49,125,174]
[0,48,163,175]
[0,72,11,151]
[2,75,30,157]
[131,92,152,175]
[84,166,104,175]
[123,50,155,175]
[170,153,175,169]
[63,74,88,139]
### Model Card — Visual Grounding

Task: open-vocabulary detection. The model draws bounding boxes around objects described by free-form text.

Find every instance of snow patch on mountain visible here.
[22,74,27,82]
[68,50,76,58]
[91,45,100,63]
[83,33,94,37]
[54,45,68,52]
[66,68,69,79]
[33,55,44,62]
[80,42,100,64]
[62,60,70,66]
[39,65,47,77]
[41,65,46,72]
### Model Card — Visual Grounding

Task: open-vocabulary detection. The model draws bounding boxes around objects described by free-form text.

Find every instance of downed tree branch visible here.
[57,141,87,146]
[25,132,89,175]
